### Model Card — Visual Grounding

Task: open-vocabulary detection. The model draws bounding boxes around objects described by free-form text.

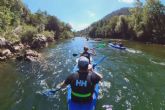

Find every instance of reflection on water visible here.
[0,37,165,110]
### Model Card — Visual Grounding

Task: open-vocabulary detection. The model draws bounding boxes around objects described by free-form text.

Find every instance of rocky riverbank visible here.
[0,34,54,62]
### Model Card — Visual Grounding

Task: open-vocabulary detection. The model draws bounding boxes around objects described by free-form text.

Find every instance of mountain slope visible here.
[103,7,130,20]
[77,7,130,36]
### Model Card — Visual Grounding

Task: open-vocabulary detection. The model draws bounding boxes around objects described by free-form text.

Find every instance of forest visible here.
[0,0,73,44]
[78,0,165,44]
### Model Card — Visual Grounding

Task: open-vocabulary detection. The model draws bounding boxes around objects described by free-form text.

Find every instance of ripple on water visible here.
[108,72,113,78]
[102,104,113,110]
[115,90,122,103]
[124,77,130,83]
[40,79,48,89]
[99,81,111,99]
[125,100,132,110]
[126,48,142,54]
[149,58,165,66]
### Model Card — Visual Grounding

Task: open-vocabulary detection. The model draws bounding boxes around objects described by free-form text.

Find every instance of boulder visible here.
[0,49,13,60]
[0,37,7,47]
[47,36,54,42]
[0,56,7,61]
[0,49,12,57]
[25,50,39,57]
[31,34,47,49]
[24,49,40,62]
[13,43,24,52]
[25,55,38,62]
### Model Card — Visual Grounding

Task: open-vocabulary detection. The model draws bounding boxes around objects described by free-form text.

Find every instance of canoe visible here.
[67,58,99,110]
[109,43,126,50]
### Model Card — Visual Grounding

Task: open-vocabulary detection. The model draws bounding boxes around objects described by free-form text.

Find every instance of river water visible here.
[0,37,165,110]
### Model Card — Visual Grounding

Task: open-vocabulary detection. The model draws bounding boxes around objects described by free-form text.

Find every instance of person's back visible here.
[60,56,102,103]
[65,70,101,102]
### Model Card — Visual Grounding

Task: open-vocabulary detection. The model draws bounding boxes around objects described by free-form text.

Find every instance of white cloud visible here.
[87,10,96,18]
[118,0,135,4]
[69,21,90,31]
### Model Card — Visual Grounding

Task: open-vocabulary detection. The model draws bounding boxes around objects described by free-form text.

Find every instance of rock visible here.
[0,56,7,61]
[0,49,12,57]
[25,55,38,62]
[24,49,40,62]
[13,43,24,52]
[31,34,47,49]
[0,37,7,47]
[0,49,13,61]
[25,50,39,57]
[47,36,54,42]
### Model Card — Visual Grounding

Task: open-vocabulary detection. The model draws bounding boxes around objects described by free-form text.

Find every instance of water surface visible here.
[0,37,165,110]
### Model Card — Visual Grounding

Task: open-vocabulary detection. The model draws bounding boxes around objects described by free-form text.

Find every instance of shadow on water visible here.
[0,37,165,110]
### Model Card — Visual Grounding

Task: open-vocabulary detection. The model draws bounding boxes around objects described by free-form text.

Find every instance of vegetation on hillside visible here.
[78,0,165,44]
[0,0,73,44]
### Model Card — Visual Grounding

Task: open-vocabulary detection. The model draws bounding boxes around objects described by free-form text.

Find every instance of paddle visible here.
[43,88,61,96]
[73,53,78,57]
[43,56,106,96]
[93,56,106,69]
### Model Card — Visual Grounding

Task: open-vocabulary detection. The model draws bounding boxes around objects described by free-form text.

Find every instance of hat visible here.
[78,56,89,68]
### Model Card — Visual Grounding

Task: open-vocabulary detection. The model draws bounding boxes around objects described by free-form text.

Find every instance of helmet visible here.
[78,56,89,69]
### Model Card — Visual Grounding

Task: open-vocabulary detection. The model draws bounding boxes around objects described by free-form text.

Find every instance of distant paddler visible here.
[81,46,96,64]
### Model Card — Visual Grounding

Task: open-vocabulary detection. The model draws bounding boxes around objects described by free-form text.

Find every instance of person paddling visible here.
[59,56,102,103]
[81,46,96,63]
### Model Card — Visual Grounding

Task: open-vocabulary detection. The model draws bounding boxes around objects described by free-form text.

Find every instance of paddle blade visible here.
[93,56,106,68]
[42,88,61,96]
[73,53,78,57]
[43,90,55,96]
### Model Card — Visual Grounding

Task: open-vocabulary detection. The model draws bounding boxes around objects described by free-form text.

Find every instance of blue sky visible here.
[23,0,165,31]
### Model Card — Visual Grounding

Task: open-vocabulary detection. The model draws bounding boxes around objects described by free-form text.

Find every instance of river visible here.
[0,37,165,110]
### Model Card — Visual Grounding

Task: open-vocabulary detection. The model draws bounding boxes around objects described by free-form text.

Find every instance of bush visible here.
[60,31,73,39]
[21,25,38,44]
[4,31,20,43]
[2,27,20,43]
[41,31,54,38]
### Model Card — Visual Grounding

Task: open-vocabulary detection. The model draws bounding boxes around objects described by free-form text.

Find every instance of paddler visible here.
[80,46,96,63]
[59,56,102,102]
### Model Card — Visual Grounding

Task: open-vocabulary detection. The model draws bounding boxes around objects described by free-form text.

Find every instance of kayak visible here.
[109,43,126,50]
[67,85,99,110]
[67,58,99,110]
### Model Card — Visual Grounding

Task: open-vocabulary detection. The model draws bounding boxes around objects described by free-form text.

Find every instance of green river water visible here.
[0,37,165,110]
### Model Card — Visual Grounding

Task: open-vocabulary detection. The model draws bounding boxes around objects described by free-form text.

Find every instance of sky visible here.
[23,0,165,31]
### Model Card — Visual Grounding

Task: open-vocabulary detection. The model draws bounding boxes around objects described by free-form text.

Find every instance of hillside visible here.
[77,7,130,36]
[0,0,73,43]
[0,0,73,61]
[103,7,130,20]
[77,0,165,44]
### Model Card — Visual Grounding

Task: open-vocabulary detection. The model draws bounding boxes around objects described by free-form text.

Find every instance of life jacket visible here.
[70,71,94,102]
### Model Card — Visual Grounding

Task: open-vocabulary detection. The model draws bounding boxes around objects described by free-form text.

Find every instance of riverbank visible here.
[0,35,72,62]
[0,0,73,62]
